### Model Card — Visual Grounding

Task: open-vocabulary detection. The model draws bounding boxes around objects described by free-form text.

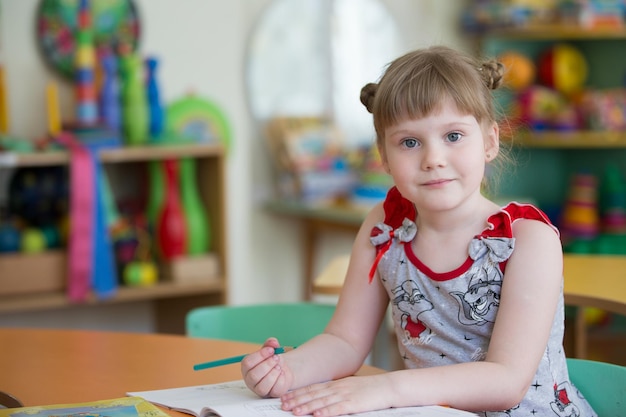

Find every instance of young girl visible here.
[241,45,596,417]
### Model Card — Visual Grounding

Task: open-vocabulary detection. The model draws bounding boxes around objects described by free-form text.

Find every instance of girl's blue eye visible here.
[403,138,418,148]
[447,132,462,142]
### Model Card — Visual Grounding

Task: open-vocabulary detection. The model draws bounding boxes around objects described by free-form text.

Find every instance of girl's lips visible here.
[422,178,452,186]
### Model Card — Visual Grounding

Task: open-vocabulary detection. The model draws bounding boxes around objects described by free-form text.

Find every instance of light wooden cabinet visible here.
[0,143,227,333]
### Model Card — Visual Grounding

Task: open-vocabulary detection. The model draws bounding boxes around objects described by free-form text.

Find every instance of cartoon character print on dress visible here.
[451,236,514,326]
[392,280,433,341]
[551,381,581,417]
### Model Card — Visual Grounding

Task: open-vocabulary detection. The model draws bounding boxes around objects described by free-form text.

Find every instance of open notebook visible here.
[128,379,478,417]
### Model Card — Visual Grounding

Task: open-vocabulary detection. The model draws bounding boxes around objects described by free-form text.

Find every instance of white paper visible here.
[128,380,476,417]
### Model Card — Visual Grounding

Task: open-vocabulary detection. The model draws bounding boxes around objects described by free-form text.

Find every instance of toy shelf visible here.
[0,279,225,314]
[0,142,228,334]
[0,142,225,167]
[508,131,626,148]
[484,25,626,41]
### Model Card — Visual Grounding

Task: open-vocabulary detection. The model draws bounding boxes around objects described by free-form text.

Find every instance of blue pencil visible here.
[193,347,286,371]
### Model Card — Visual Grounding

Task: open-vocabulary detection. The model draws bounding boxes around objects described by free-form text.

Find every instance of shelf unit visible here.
[477,25,626,211]
[476,24,626,360]
[0,143,228,333]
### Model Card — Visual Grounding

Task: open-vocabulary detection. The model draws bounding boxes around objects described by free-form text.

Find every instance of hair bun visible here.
[360,83,378,113]
[480,61,505,90]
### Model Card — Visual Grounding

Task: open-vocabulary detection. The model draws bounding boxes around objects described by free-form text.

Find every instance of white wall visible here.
[0,0,469,331]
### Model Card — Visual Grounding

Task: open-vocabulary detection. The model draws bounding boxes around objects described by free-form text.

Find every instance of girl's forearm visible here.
[286,332,368,389]
[386,361,529,412]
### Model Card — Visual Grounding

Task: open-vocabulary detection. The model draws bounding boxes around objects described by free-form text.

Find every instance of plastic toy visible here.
[179,157,210,254]
[513,85,579,131]
[538,43,588,96]
[146,160,164,233]
[166,95,231,149]
[498,50,536,91]
[0,223,20,253]
[40,224,61,248]
[120,53,148,145]
[580,88,626,131]
[99,51,121,133]
[123,261,158,286]
[122,227,157,286]
[21,228,47,253]
[0,66,9,134]
[561,172,600,243]
[74,0,98,126]
[36,0,141,80]
[46,82,62,136]
[145,56,165,140]
[599,164,626,235]
[157,159,186,259]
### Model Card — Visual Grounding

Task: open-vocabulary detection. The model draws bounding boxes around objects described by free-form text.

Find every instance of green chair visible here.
[186,302,336,347]
[567,358,626,416]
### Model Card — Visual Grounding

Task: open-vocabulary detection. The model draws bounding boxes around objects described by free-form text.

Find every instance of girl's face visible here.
[381,98,498,213]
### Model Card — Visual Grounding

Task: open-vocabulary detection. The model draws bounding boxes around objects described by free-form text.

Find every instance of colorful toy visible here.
[145,56,165,140]
[498,50,536,91]
[40,224,61,248]
[146,160,164,233]
[21,228,47,253]
[36,0,141,80]
[98,51,121,133]
[538,43,588,96]
[599,164,626,234]
[74,0,98,126]
[0,66,9,134]
[46,81,62,136]
[513,85,579,131]
[0,223,20,253]
[122,226,158,286]
[580,88,626,131]
[157,159,186,259]
[123,261,158,286]
[166,95,231,149]
[179,157,210,254]
[561,172,600,244]
[120,53,148,145]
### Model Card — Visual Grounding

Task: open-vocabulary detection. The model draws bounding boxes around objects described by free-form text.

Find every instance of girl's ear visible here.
[484,122,499,162]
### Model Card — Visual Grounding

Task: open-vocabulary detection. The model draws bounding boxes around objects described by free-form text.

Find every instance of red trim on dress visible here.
[370,187,558,282]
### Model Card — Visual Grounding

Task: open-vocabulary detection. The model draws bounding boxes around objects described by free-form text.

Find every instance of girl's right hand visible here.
[241,337,294,398]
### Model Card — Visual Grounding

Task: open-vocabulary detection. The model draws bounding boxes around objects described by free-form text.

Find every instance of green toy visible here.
[120,53,148,146]
[179,157,210,254]
[166,95,231,150]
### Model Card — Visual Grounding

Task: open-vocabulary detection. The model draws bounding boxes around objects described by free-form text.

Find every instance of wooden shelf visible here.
[0,278,226,314]
[0,142,228,332]
[484,24,626,40]
[0,143,225,167]
[507,130,626,148]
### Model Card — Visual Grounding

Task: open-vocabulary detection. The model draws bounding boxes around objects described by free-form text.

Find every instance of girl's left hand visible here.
[280,375,392,417]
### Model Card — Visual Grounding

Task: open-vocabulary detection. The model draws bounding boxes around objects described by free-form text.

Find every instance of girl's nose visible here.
[421,144,446,170]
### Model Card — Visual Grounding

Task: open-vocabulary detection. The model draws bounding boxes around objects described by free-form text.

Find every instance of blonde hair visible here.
[360,45,510,192]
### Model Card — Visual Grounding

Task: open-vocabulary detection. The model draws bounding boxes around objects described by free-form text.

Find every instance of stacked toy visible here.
[599,164,626,235]
[74,0,98,126]
[561,172,600,246]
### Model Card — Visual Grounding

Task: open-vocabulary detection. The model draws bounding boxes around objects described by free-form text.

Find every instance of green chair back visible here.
[186,302,336,347]
[567,358,626,416]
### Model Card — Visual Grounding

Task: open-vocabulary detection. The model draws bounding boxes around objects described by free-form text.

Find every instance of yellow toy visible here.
[538,44,588,96]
